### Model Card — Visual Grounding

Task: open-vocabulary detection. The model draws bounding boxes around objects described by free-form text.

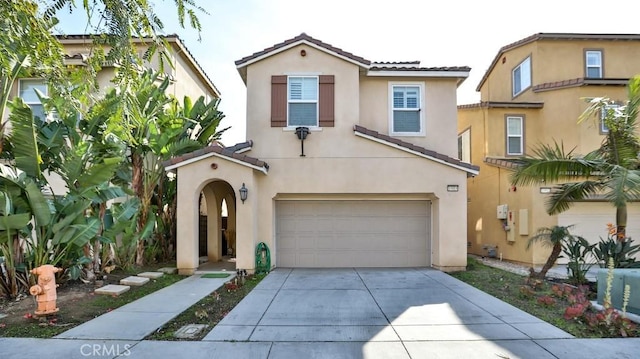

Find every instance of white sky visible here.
[58,0,640,146]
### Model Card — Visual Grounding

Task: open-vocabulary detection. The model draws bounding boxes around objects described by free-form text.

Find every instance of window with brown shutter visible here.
[319,75,334,127]
[271,75,287,127]
[271,74,335,128]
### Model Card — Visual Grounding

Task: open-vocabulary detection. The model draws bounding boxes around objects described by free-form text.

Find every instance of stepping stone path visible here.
[95,284,130,296]
[120,276,150,286]
[137,272,164,279]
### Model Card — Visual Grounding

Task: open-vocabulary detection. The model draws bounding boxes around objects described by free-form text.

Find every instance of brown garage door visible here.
[276,200,431,267]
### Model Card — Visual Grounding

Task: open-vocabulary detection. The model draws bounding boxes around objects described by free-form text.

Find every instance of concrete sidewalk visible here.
[2,268,640,358]
[55,273,235,340]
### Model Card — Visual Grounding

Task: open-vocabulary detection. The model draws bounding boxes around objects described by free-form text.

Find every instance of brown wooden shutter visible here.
[318,75,335,127]
[271,75,287,127]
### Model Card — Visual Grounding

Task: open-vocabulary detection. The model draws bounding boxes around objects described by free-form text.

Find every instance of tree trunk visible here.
[132,153,146,267]
[616,204,627,241]
[535,243,562,279]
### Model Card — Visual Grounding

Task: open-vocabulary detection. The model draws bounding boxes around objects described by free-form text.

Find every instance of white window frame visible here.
[287,75,319,128]
[458,128,471,163]
[512,56,531,97]
[506,116,524,156]
[389,82,425,136]
[18,78,49,122]
[585,50,603,78]
[600,103,622,134]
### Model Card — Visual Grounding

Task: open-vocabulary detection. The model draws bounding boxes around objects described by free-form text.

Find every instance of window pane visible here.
[30,104,47,122]
[393,91,404,108]
[289,77,317,100]
[393,110,420,132]
[520,58,531,89]
[586,52,601,66]
[587,67,601,78]
[393,86,420,109]
[19,79,47,103]
[289,103,317,126]
[508,137,522,154]
[513,67,521,95]
[507,118,522,135]
[406,92,418,108]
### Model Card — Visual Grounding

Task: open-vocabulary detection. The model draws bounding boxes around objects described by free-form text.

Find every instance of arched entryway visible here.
[198,180,237,269]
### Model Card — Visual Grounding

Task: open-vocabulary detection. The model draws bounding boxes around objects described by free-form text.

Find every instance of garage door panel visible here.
[558,202,640,263]
[276,200,430,267]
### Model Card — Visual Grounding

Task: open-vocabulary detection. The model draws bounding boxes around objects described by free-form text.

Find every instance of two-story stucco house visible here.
[457,33,640,265]
[165,33,478,274]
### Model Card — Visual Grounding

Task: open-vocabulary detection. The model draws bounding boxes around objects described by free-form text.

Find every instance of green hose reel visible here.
[255,242,271,274]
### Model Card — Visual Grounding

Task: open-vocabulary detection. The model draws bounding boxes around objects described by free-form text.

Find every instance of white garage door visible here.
[276,200,431,267]
[557,202,640,263]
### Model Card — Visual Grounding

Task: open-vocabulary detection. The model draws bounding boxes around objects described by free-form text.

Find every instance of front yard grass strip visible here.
[0,271,183,338]
[148,273,266,341]
[201,273,231,279]
[449,257,593,338]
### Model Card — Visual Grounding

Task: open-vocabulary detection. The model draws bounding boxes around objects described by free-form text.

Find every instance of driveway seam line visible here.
[248,269,294,340]
[354,268,413,359]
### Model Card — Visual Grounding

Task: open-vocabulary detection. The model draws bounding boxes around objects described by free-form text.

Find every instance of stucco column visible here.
[225,194,237,254]
[433,188,468,272]
[235,179,258,271]
[176,171,199,275]
[203,185,221,262]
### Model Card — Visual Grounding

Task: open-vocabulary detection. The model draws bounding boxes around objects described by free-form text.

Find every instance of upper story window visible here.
[271,75,334,128]
[18,79,49,122]
[600,103,622,134]
[506,116,524,156]
[512,57,531,97]
[288,76,318,127]
[585,50,603,78]
[390,83,424,135]
[458,128,471,163]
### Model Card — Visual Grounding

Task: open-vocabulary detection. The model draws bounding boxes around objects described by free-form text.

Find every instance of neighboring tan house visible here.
[12,34,220,124]
[164,33,478,274]
[457,33,640,265]
[10,34,220,194]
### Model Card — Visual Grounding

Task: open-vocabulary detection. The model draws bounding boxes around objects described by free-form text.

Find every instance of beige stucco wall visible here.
[174,141,469,273]
[359,77,460,157]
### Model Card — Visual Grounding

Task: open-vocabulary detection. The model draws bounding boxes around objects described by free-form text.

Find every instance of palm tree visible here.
[527,225,577,279]
[511,76,640,239]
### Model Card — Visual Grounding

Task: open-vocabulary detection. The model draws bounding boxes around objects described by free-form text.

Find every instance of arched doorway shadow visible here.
[197,180,237,272]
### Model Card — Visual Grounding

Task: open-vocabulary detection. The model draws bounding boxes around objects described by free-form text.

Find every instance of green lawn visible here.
[450,257,604,338]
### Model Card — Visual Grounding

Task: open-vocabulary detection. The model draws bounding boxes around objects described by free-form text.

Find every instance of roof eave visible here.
[354,131,479,176]
[236,39,370,71]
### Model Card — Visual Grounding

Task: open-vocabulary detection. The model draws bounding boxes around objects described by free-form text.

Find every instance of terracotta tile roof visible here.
[235,33,371,67]
[353,125,479,174]
[458,101,544,110]
[476,33,640,92]
[532,78,629,92]
[484,157,523,169]
[163,141,269,172]
[368,65,471,72]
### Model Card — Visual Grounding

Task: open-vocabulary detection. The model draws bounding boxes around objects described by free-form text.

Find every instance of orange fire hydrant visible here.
[29,265,63,316]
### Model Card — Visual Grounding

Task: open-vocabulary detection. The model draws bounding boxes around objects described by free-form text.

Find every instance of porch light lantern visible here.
[294,126,310,157]
[239,183,248,203]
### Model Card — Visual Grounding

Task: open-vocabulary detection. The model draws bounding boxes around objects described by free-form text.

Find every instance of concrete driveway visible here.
[197,267,599,359]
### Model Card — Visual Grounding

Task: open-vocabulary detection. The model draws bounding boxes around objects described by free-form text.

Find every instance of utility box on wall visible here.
[497,204,508,219]
[507,210,516,242]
